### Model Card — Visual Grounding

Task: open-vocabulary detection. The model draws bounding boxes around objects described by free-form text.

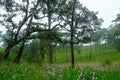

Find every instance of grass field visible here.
[54,44,120,64]
[0,44,120,80]
[0,61,120,80]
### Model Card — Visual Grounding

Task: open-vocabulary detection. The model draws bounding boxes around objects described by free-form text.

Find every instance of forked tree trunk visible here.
[2,31,32,60]
[13,40,26,63]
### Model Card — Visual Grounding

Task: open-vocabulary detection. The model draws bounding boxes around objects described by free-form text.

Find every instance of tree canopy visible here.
[0,0,103,67]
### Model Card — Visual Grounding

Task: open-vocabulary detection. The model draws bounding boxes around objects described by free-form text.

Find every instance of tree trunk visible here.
[40,46,44,59]
[13,40,26,63]
[2,44,15,59]
[70,0,76,68]
[2,32,31,60]
[47,3,53,64]
[49,42,53,64]
[2,46,11,59]
[39,41,45,62]
[71,42,74,68]
[54,49,56,63]
[66,45,68,64]
[89,42,92,61]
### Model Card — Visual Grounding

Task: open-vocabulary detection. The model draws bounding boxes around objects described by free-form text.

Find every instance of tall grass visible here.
[0,62,120,80]
[54,44,120,64]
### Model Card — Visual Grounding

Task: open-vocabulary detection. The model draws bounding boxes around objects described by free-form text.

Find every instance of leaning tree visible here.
[0,0,48,61]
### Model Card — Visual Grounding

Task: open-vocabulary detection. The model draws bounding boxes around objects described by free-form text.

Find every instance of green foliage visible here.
[24,39,39,57]
[0,62,120,80]
[24,55,45,65]
[109,12,120,51]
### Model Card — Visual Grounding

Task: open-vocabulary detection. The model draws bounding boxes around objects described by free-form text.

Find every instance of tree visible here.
[0,0,46,60]
[0,0,102,65]
[0,0,31,59]
[109,25,120,51]
[29,27,64,63]
[109,12,120,51]
[58,0,102,67]
[39,0,68,64]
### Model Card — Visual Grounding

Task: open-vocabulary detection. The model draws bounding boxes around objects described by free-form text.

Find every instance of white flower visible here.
[59,74,63,78]
[12,75,16,79]
[80,72,83,77]
[92,72,95,76]
[92,76,95,80]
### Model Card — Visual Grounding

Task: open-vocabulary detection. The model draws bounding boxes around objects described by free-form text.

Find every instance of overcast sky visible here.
[80,0,120,28]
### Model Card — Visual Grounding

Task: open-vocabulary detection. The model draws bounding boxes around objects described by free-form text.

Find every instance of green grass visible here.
[54,44,120,64]
[0,43,120,80]
[0,61,120,80]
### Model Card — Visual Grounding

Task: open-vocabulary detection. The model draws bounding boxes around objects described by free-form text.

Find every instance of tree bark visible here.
[71,42,74,68]
[2,32,31,60]
[2,43,16,59]
[89,42,92,61]
[13,40,26,63]
[47,1,53,64]
[2,47,10,59]
[70,0,76,68]
[49,41,53,64]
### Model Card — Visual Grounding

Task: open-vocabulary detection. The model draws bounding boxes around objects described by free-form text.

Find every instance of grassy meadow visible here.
[0,44,120,80]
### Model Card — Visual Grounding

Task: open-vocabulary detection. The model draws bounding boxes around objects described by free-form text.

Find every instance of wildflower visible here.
[12,75,16,79]
[92,75,95,80]
[82,77,85,80]
[95,77,98,80]
[59,74,63,78]
[47,70,51,74]
[92,72,95,76]
[77,74,80,80]
[80,71,83,77]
